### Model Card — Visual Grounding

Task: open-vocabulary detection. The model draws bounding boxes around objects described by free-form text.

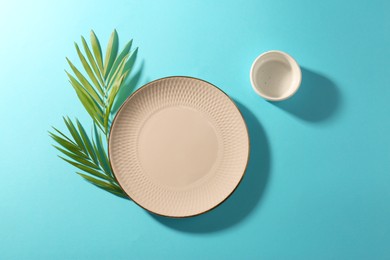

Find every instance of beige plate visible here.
[109,77,250,218]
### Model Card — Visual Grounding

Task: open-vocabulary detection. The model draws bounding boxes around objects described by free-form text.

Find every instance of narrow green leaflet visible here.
[65,30,134,136]
[81,36,104,86]
[76,119,99,165]
[124,47,138,74]
[90,30,104,72]
[59,156,111,182]
[50,119,127,199]
[66,58,103,105]
[106,40,133,84]
[106,53,129,92]
[53,145,97,169]
[63,117,86,151]
[74,43,104,96]
[76,172,126,198]
[49,132,84,157]
[51,126,76,144]
[66,71,104,125]
[93,124,112,176]
[50,30,137,199]
[103,30,119,79]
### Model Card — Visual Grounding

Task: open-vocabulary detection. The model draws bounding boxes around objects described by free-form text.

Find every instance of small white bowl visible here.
[250,50,301,101]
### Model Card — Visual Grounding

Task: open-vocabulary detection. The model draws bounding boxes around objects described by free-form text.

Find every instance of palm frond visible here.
[76,172,125,198]
[66,29,136,135]
[81,36,104,85]
[74,43,104,96]
[50,118,128,199]
[107,39,133,83]
[66,58,103,105]
[90,30,104,72]
[103,30,119,79]
[93,124,112,177]
[66,71,104,125]
[50,30,138,198]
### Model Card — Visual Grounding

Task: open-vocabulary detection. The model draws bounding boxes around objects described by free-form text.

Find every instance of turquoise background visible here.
[1,0,389,259]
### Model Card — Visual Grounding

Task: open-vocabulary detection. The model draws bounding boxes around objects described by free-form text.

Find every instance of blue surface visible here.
[1,0,389,259]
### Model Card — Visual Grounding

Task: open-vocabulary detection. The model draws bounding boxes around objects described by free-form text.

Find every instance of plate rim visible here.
[108,76,251,218]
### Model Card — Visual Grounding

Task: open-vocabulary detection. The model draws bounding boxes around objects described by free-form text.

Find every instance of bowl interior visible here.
[251,51,301,101]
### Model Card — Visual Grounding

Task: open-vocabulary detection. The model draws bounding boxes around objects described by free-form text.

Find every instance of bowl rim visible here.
[250,50,302,101]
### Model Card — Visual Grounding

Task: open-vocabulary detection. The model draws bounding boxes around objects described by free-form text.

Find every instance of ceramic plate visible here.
[109,77,249,217]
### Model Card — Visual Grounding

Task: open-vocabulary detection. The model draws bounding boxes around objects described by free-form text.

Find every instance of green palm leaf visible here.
[65,29,135,136]
[63,117,85,151]
[53,146,97,169]
[74,43,104,96]
[50,30,138,199]
[81,36,104,86]
[66,71,104,126]
[103,30,119,79]
[75,119,99,165]
[90,30,104,72]
[66,58,103,105]
[50,120,128,199]
[51,126,76,144]
[49,132,84,157]
[76,172,125,198]
[106,40,133,84]
[93,124,112,176]
[124,47,138,74]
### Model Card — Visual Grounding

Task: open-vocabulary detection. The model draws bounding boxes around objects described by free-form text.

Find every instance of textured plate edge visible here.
[108,76,251,218]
